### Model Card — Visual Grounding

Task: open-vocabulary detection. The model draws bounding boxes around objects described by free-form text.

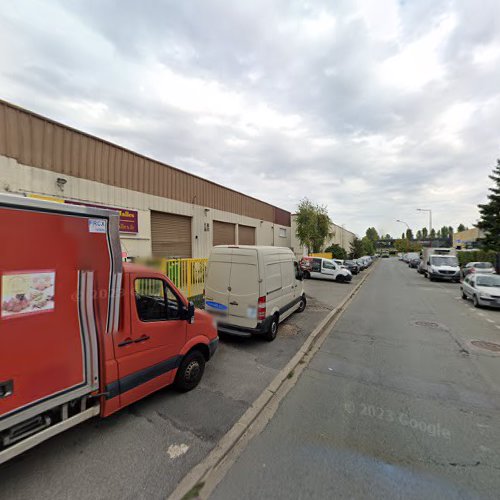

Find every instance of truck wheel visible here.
[297,295,306,313]
[265,314,279,342]
[174,350,206,392]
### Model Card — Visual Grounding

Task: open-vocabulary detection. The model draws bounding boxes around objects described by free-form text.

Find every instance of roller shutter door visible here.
[151,211,192,258]
[238,225,256,245]
[213,221,236,246]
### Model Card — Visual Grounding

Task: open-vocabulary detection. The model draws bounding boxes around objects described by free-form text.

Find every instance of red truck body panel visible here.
[0,194,218,459]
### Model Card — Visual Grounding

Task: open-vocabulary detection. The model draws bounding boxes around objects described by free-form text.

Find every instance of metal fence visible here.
[160,258,208,299]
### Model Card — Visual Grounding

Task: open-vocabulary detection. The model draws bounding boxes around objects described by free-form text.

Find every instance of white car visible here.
[303,257,352,283]
[461,274,500,308]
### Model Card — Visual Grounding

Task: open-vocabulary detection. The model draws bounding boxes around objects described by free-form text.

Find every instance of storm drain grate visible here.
[470,340,500,353]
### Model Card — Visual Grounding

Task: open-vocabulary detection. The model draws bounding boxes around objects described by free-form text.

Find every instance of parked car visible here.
[381,253,390,258]
[205,246,306,341]
[344,260,360,275]
[417,260,426,274]
[408,258,420,269]
[302,257,352,283]
[461,274,500,308]
[461,261,495,279]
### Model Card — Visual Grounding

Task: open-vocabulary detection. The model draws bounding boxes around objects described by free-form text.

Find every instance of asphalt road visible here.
[212,259,500,500]
[0,271,363,499]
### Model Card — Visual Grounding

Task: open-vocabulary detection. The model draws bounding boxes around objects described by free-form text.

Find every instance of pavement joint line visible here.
[168,263,378,500]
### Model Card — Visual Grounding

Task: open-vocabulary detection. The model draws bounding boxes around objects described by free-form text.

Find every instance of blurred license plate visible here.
[247,306,257,319]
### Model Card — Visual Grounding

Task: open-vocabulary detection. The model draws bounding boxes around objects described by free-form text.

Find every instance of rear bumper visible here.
[217,316,273,338]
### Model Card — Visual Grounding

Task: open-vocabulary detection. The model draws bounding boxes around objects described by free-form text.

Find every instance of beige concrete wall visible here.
[453,228,483,248]
[0,155,291,258]
[290,216,356,258]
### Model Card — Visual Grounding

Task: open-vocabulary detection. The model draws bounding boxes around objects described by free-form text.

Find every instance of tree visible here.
[448,226,454,236]
[478,159,500,250]
[295,199,332,253]
[365,227,379,242]
[457,223,467,232]
[325,243,347,260]
[349,237,364,259]
[361,236,375,255]
[416,229,422,240]
[422,227,428,238]
[430,228,436,239]
[406,228,414,240]
[383,233,392,240]
[401,232,405,239]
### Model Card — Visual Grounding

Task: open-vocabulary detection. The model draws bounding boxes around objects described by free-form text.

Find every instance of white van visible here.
[204,246,306,341]
[303,257,352,282]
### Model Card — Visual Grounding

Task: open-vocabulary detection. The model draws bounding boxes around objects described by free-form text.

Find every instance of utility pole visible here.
[396,220,410,252]
[417,209,432,247]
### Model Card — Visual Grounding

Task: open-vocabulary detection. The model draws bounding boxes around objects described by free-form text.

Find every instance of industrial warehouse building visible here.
[0,100,291,259]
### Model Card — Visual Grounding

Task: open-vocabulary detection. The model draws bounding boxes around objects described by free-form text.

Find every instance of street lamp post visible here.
[417,209,432,247]
[396,219,411,252]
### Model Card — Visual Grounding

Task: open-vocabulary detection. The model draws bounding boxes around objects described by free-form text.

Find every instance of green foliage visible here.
[456,251,497,267]
[478,159,500,250]
[406,229,414,240]
[416,229,422,240]
[394,239,422,252]
[365,227,379,242]
[325,244,347,260]
[361,236,375,255]
[349,237,364,258]
[422,227,428,238]
[457,223,468,232]
[295,198,332,253]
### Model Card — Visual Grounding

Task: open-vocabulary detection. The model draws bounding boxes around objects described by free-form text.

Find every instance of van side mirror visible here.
[185,301,195,323]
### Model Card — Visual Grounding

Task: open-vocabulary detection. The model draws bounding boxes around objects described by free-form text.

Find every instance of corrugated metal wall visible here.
[0,100,290,225]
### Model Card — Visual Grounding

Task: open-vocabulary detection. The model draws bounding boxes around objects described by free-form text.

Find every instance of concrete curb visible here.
[169,264,377,500]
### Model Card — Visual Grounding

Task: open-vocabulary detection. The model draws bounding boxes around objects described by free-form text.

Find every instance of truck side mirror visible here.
[186,301,195,324]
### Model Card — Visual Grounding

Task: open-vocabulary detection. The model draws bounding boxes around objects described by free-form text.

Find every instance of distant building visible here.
[453,228,484,249]
[290,216,357,258]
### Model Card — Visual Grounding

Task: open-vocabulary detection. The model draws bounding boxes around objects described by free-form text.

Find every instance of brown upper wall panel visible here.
[0,99,290,224]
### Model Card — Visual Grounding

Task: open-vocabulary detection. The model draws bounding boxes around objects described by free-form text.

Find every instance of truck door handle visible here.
[118,338,134,347]
[229,301,238,305]
[0,380,13,399]
[135,335,150,344]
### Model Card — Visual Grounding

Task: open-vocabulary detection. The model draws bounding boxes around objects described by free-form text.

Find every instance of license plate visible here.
[247,306,257,319]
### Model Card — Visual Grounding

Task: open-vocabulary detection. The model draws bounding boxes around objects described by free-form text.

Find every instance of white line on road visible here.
[486,319,495,323]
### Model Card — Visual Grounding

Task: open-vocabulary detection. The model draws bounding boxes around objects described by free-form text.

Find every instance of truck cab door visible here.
[112,273,187,408]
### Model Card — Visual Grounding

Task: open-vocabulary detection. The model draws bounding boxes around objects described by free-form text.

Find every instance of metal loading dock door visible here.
[238,225,256,245]
[213,221,236,246]
[151,211,192,258]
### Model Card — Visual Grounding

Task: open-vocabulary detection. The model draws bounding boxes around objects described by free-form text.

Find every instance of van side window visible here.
[322,260,335,270]
[311,259,321,272]
[135,278,167,322]
[293,261,301,280]
[165,283,181,320]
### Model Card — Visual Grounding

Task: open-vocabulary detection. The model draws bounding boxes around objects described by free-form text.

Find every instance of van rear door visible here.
[205,248,232,318]
[228,249,259,327]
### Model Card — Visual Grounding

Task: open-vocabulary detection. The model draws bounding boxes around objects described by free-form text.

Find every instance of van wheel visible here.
[174,350,206,392]
[265,315,279,342]
[336,275,345,283]
[297,295,306,313]
[303,271,310,279]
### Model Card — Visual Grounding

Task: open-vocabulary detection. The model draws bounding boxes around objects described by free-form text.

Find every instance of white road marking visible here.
[486,319,495,323]
[167,444,189,459]
[495,325,500,330]
[477,312,485,316]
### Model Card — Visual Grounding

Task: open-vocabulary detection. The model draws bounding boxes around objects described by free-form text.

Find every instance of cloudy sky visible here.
[1,0,499,236]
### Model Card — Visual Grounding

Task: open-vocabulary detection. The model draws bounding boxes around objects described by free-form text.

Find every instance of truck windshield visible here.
[430,256,458,266]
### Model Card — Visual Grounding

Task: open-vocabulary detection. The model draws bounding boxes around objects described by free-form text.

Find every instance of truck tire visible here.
[174,350,206,392]
[296,295,306,313]
[265,314,279,342]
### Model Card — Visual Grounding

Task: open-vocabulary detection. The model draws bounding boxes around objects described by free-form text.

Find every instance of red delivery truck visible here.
[0,194,218,464]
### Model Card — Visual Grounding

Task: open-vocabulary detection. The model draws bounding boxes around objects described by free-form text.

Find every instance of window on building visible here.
[279,228,287,237]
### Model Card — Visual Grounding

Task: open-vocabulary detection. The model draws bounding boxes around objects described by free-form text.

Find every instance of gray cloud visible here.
[1,0,499,236]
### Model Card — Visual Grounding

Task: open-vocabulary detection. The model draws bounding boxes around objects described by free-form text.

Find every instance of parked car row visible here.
[399,244,499,310]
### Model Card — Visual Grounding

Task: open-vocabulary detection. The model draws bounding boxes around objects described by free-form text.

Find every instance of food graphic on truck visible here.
[1,271,55,318]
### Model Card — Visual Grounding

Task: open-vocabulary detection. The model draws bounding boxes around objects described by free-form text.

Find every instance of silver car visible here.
[461,274,500,308]
[461,261,495,279]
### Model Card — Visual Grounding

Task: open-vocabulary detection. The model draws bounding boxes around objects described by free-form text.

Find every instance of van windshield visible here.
[430,256,458,267]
